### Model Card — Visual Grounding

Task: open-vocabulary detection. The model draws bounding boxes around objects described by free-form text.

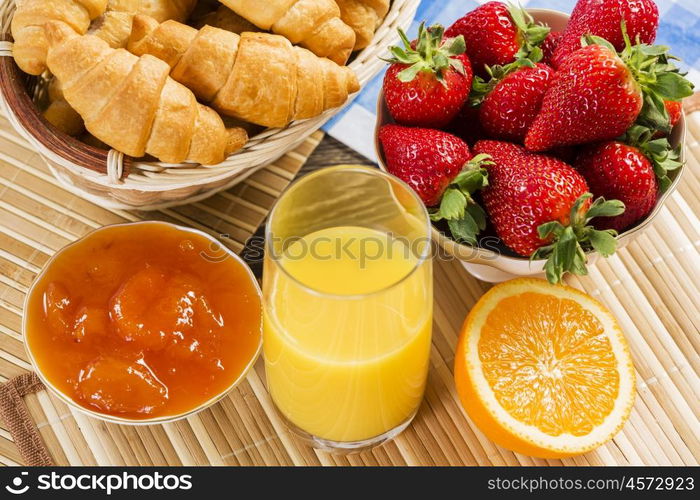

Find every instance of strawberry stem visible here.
[431,154,493,245]
[385,22,468,86]
[532,194,626,283]
[469,58,536,106]
[507,3,550,61]
[622,125,683,191]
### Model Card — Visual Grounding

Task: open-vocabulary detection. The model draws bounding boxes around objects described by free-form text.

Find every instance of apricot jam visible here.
[25,222,262,420]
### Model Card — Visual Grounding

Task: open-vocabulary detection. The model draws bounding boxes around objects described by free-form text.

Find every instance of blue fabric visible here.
[324,0,700,159]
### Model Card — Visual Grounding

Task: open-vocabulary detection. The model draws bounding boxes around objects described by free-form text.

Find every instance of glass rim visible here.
[265,165,433,299]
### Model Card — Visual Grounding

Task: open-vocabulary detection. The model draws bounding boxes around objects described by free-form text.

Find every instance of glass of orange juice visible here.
[263,165,433,451]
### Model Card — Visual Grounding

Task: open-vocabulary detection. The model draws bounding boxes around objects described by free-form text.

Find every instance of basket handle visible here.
[0,39,131,180]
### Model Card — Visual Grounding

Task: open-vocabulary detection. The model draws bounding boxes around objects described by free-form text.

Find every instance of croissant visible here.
[43,77,85,136]
[11,0,108,75]
[87,0,197,49]
[336,0,389,50]
[138,0,197,23]
[218,0,356,65]
[193,6,259,34]
[107,0,139,12]
[89,11,135,48]
[128,16,360,129]
[44,21,247,165]
[52,8,133,135]
[45,6,135,135]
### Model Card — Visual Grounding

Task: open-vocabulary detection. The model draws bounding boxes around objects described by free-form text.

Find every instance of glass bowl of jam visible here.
[23,221,262,424]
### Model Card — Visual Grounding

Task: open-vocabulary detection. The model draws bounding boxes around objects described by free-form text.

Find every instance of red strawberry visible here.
[526,36,694,151]
[379,124,491,244]
[551,0,659,68]
[383,23,473,128]
[477,62,555,142]
[665,100,683,129]
[525,43,642,151]
[445,1,550,77]
[575,141,657,231]
[540,31,562,66]
[379,125,473,206]
[473,140,625,282]
[651,100,683,138]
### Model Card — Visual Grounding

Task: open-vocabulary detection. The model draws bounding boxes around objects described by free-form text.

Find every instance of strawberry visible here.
[379,124,473,206]
[379,124,490,244]
[525,35,694,151]
[551,0,659,69]
[475,62,555,142]
[383,23,472,128]
[445,1,549,77]
[623,124,683,191]
[575,141,658,232]
[473,140,625,283]
[540,31,562,66]
[665,100,683,129]
[651,100,683,137]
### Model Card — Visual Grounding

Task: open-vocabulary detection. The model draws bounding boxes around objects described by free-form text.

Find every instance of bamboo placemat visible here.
[0,107,698,466]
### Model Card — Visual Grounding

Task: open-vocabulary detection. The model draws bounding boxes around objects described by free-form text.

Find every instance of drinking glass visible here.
[263,165,433,451]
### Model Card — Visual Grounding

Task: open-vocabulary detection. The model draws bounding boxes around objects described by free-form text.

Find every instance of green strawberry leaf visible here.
[537,221,564,239]
[448,215,479,245]
[397,62,426,82]
[435,188,467,220]
[469,59,535,106]
[588,229,618,257]
[636,94,671,133]
[508,3,550,61]
[432,154,493,244]
[622,124,685,191]
[637,43,670,57]
[585,198,626,220]
[647,71,695,101]
[658,174,673,192]
[453,154,492,191]
[533,194,624,284]
[571,246,589,276]
[466,203,487,231]
[528,46,543,64]
[584,34,616,53]
[386,22,467,84]
[447,35,466,56]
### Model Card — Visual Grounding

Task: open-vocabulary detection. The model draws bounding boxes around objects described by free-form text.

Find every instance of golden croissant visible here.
[128,16,360,129]
[43,77,85,137]
[43,21,247,165]
[137,0,196,23]
[336,0,390,50]
[193,5,258,34]
[218,0,356,65]
[11,0,108,75]
[88,0,197,49]
[105,0,196,21]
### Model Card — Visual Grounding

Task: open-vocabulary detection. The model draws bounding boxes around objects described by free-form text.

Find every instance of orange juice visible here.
[263,226,432,443]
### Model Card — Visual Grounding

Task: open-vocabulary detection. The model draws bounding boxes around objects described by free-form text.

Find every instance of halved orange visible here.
[454,278,635,458]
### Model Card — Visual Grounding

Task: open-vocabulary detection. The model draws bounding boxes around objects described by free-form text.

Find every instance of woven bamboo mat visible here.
[0,108,699,466]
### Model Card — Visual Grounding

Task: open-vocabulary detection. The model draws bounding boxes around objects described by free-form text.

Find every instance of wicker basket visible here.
[0,1,420,209]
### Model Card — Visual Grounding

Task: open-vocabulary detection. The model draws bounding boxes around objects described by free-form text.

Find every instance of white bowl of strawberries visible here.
[375,1,690,283]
